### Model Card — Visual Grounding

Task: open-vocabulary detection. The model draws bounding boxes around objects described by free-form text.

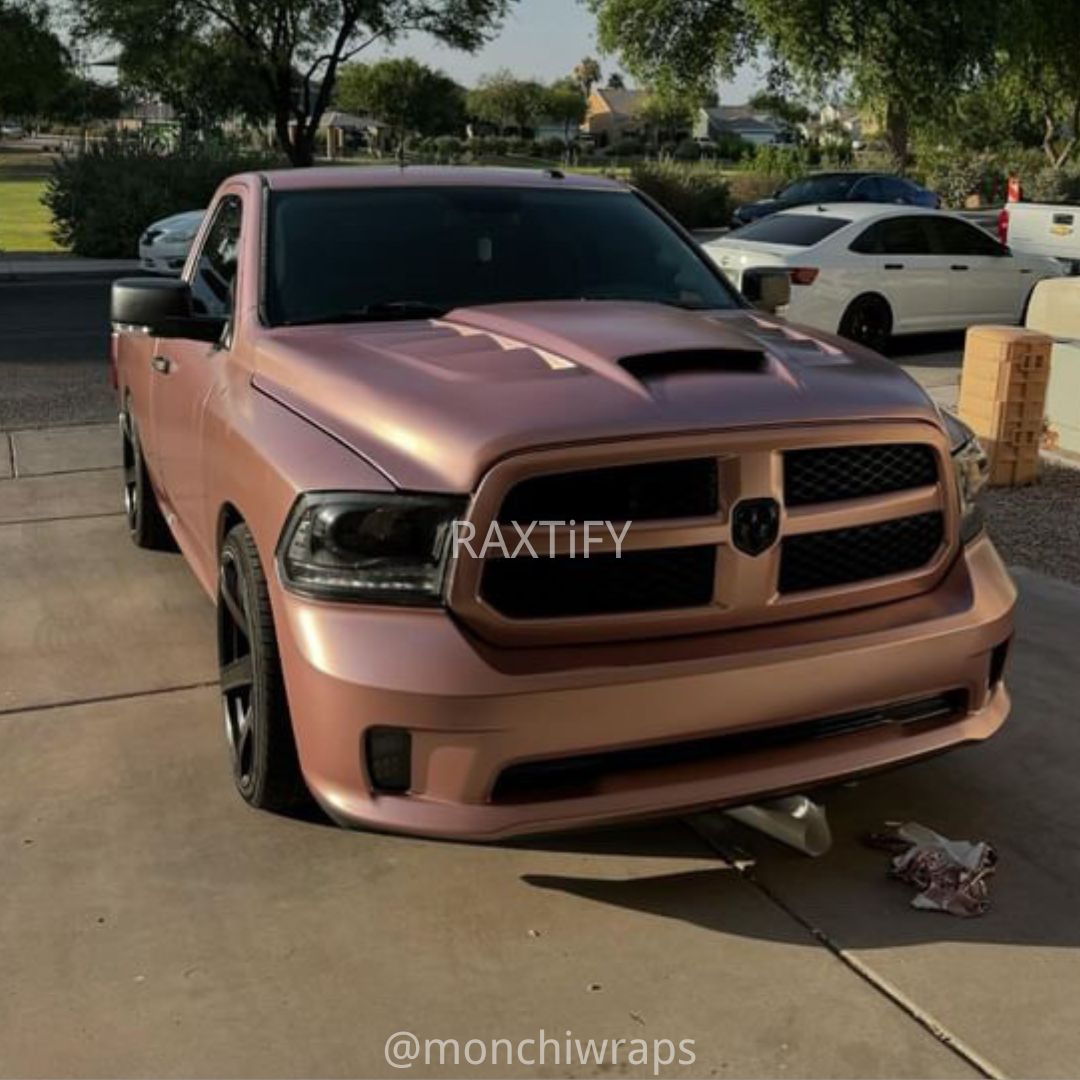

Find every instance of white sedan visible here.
[138,209,205,276]
[704,204,1064,351]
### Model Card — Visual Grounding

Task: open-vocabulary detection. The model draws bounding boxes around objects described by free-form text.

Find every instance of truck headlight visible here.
[278,493,467,604]
[941,412,989,543]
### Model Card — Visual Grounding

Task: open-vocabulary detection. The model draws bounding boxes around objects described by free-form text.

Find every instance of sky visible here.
[369,0,765,101]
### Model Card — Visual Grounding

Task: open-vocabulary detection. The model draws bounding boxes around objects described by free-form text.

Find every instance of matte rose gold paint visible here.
[116,168,1016,839]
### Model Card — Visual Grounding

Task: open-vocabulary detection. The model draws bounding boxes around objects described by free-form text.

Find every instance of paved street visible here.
[3,277,1077,1079]
[0,275,118,429]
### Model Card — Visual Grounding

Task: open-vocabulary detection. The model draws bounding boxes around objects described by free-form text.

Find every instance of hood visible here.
[252,300,940,492]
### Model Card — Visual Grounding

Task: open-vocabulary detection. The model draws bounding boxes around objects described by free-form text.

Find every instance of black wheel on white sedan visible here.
[120,408,174,550]
[839,295,893,354]
[217,522,308,812]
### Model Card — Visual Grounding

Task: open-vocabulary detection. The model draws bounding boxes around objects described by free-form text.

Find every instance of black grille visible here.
[498,458,718,524]
[784,444,938,506]
[491,691,966,802]
[480,545,716,618]
[779,512,945,593]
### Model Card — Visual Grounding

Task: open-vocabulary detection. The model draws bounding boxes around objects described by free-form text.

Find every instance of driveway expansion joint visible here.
[0,510,124,528]
[689,816,1005,1079]
[0,680,219,720]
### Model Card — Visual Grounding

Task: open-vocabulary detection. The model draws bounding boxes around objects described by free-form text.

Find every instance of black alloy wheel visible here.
[217,522,307,811]
[839,295,894,354]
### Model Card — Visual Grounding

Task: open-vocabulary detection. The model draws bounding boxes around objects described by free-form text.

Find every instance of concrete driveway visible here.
[1,421,1078,1079]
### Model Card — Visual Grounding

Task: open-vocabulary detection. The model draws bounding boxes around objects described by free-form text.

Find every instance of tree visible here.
[752,0,1001,164]
[998,0,1080,167]
[589,0,1002,163]
[544,77,587,147]
[466,69,545,134]
[606,72,626,89]
[638,84,694,146]
[590,0,754,100]
[572,56,602,98]
[117,32,275,134]
[748,89,809,128]
[74,0,513,166]
[0,2,69,119]
[335,58,465,148]
[47,74,123,125]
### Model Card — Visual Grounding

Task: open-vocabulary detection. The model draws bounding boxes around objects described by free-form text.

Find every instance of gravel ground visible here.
[983,462,1080,586]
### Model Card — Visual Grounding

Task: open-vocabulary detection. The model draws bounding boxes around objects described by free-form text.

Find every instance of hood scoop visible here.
[619,348,768,381]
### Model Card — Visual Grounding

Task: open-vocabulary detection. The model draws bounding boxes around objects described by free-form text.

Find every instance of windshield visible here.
[265,186,740,326]
[779,175,859,203]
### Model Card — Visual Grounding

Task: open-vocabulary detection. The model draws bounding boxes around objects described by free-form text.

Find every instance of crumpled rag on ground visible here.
[868,821,997,917]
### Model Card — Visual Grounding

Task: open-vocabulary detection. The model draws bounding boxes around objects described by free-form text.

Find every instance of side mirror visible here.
[110,277,226,343]
[742,268,792,313]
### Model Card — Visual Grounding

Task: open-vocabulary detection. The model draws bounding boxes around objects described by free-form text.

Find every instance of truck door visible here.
[149,192,243,566]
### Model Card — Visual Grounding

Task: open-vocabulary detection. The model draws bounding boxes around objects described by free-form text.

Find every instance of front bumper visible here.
[270,534,1016,840]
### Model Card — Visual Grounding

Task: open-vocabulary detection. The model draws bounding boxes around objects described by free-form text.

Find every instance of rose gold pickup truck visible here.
[109,167,1015,839]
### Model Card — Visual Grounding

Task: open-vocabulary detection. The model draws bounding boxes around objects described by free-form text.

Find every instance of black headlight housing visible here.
[278,492,468,605]
[941,411,989,544]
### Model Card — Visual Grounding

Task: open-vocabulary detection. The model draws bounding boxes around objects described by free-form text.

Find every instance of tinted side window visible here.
[850,216,932,255]
[928,216,1006,257]
[851,177,885,201]
[189,196,242,318]
[879,178,912,202]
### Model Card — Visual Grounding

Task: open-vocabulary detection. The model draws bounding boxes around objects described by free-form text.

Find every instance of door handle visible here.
[884,263,904,270]
[151,355,172,374]
[951,264,970,271]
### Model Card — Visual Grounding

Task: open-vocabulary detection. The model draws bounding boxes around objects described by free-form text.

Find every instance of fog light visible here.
[989,638,1011,692]
[365,727,412,793]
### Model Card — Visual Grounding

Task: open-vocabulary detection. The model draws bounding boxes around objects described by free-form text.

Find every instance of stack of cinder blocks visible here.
[958,326,1051,486]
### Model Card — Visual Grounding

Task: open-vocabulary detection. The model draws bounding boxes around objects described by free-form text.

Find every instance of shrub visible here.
[432,135,463,162]
[1025,164,1080,204]
[45,136,280,257]
[537,136,566,159]
[605,137,645,159]
[751,143,809,180]
[728,170,783,210]
[918,149,1008,207]
[713,134,752,162]
[628,161,730,228]
[672,139,702,162]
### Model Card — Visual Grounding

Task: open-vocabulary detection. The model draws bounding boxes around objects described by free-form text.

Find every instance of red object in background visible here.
[1007,175,1022,203]
[997,207,1010,246]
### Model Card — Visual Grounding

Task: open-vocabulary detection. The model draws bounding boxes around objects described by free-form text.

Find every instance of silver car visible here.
[138,209,205,275]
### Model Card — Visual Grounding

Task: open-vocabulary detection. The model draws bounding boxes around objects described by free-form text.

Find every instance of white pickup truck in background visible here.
[1001,201,1080,269]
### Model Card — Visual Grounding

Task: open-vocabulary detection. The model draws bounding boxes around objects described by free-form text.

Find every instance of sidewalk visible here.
[0,252,140,281]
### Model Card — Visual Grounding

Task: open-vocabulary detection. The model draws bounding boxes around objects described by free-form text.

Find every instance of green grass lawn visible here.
[0,179,61,252]
[0,150,63,252]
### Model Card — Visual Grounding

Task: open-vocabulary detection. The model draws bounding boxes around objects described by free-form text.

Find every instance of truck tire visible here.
[218,522,309,812]
[121,410,174,550]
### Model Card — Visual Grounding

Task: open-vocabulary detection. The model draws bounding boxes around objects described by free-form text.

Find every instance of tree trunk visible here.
[884,98,910,167]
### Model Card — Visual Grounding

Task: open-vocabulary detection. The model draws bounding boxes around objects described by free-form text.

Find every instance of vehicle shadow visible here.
[886,329,966,361]
[518,571,1080,952]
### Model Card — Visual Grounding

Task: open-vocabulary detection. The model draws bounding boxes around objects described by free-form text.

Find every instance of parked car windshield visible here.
[732,213,852,247]
[265,186,740,326]
[778,175,860,203]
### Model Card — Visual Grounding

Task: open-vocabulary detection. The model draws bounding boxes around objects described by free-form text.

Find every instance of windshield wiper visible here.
[281,300,448,327]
